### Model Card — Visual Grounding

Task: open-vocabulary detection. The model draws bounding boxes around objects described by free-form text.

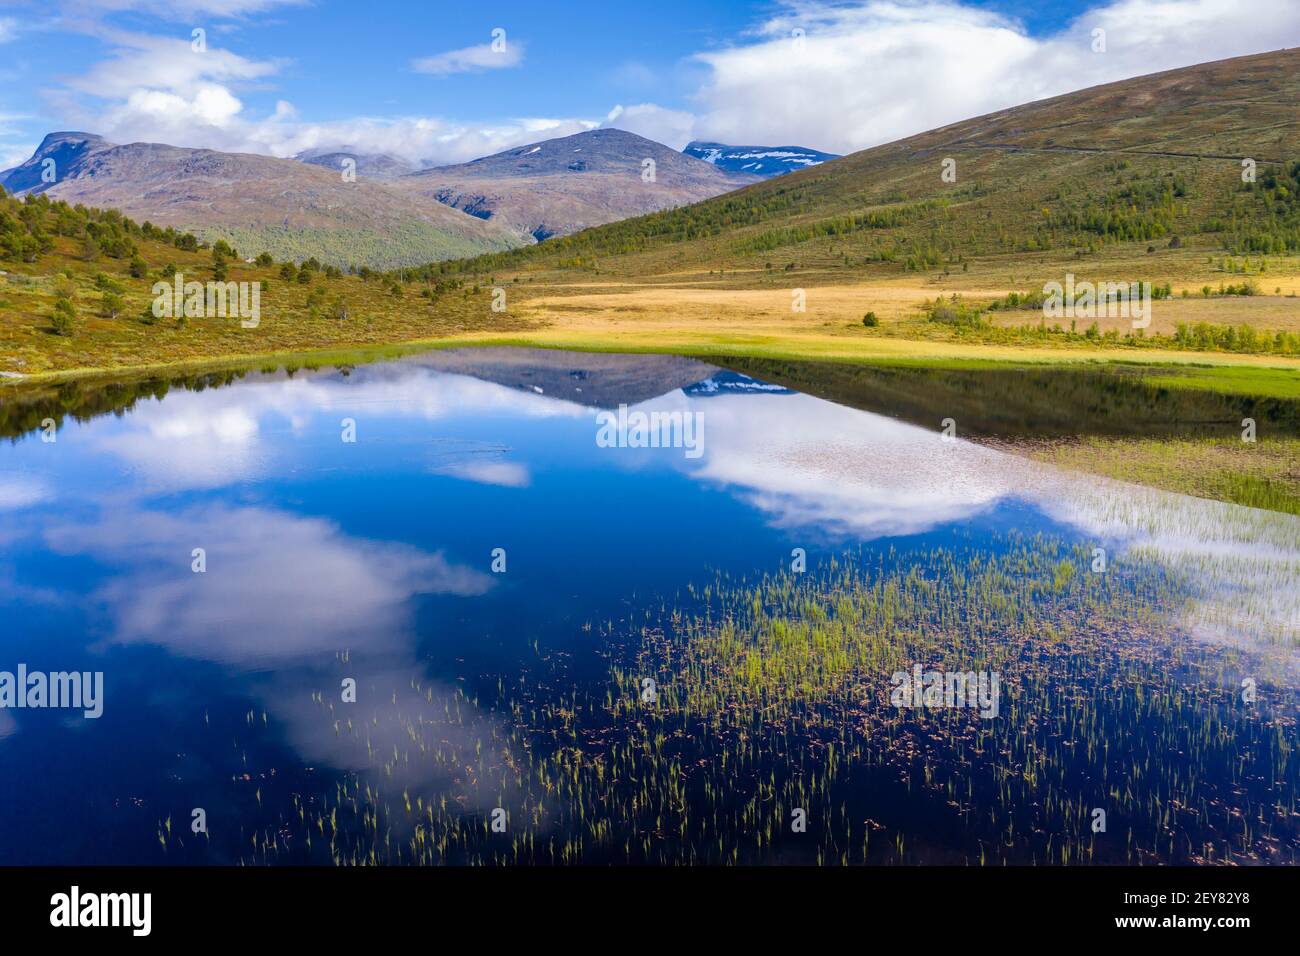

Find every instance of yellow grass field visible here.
[454,277,1300,371]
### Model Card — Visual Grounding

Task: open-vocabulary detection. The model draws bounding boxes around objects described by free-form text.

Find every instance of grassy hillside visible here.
[4,50,1300,384]
[184,221,509,273]
[420,49,1300,362]
[443,49,1300,277]
[0,193,531,377]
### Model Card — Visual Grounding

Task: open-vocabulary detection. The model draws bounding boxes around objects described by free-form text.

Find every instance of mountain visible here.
[395,128,759,242]
[442,49,1300,279]
[682,371,795,397]
[0,133,519,269]
[683,141,840,178]
[0,128,760,263]
[398,347,720,407]
[0,131,112,195]
[295,148,417,180]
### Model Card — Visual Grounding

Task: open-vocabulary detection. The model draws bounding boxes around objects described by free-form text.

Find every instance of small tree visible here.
[51,297,76,335]
[102,291,125,319]
[129,255,148,278]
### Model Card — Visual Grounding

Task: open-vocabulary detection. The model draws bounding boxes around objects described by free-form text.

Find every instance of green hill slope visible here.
[435,49,1300,280]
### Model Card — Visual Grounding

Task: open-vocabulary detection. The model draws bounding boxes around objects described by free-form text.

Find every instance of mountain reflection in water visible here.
[0,348,1295,864]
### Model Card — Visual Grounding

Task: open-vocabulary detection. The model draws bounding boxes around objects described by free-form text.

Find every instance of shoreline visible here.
[5,328,1300,395]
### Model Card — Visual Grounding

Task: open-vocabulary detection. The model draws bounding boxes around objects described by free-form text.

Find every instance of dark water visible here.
[0,348,1296,864]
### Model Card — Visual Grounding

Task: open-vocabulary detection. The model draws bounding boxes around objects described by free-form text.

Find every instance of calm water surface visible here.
[1,348,1296,864]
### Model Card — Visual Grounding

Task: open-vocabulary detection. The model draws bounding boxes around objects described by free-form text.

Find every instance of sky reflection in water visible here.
[0,348,1295,862]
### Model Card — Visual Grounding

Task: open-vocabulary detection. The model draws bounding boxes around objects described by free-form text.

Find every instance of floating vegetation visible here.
[158,534,1299,866]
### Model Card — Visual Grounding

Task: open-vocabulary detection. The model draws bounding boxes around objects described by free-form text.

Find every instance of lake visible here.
[1,347,1297,865]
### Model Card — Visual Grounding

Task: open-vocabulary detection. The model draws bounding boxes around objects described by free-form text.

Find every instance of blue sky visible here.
[0,0,1296,169]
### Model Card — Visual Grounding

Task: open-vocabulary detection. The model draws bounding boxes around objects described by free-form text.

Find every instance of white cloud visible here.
[0,111,35,167]
[42,24,579,164]
[602,103,697,150]
[42,503,491,662]
[690,0,1300,154]
[64,28,280,101]
[44,26,281,145]
[88,107,598,166]
[0,476,52,511]
[432,459,532,488]
[27,0,1300,169]
[412,39,525,76]
[0,17,18,43]
[0,144,34,168]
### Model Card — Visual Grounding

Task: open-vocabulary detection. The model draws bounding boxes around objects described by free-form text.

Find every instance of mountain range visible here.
[0,132,516,269]
[0,128,760,267]
[683,141,840,177]
[7,49,1296,301]
[294,147,417,180]
[393,129,758,242]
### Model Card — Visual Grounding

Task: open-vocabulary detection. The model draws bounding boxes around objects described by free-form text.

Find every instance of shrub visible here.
[923,295,986,327]
[51,297,75,335]
[101,291,125,318]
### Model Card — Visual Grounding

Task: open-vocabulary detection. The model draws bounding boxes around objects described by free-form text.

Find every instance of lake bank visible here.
[6,322,1300,396]
[5,345,1298,518]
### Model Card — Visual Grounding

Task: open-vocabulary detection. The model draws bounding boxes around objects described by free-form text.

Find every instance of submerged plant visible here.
[196,534,1298,867]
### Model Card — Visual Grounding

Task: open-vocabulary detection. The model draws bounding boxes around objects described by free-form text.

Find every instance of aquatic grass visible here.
[160,533,1300,867]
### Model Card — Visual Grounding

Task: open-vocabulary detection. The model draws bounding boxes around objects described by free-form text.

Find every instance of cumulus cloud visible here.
[271,116,599,165]
[690,0,1300,154]
[602,103,697,150]
[66,29,279,100]
[45,26,283,146]
[41,23,583,164]
[42,503,492,662]
[411,37,525,76]
[25,0,1300,168]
